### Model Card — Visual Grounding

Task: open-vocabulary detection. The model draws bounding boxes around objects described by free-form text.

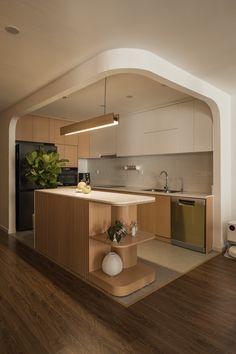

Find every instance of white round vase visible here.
[102,252,123,276]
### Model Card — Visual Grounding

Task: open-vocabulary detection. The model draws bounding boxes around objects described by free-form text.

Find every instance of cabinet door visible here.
[137,195,171,238]
[64,145,78,167]
[54,120,65,145]
[32,116,50,143]
[155,196,171,238]
[194,100,213,152]
[16,115,33,141]
[78,132,90,158]
[56,144,65,160]
[177,101,194,153]
[90,126,117,158]
[64,121,78,146]
[117,102,194,156]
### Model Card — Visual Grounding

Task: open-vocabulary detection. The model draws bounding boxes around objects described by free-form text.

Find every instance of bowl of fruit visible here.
[76,181,92,194]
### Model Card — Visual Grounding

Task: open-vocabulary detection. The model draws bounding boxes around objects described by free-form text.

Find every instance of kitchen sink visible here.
[142,188,181,193]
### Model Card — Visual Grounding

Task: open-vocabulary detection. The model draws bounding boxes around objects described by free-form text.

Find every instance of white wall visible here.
[0,48,231,251]
[231,95,236,219]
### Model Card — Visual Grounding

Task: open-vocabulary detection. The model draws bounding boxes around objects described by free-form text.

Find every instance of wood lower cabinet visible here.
[137,195,171,238]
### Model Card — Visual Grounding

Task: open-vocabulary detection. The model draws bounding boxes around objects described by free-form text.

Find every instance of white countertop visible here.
[92,185,213,199]
[36,187,155,206]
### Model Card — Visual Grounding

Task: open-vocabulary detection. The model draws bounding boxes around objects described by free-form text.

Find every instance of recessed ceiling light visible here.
[126,95,133,99]
[5,25,20,35]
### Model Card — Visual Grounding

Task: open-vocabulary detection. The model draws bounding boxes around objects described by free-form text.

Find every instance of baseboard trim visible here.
[213,245,226,253]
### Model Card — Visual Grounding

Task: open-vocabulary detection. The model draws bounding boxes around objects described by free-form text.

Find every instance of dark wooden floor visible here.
[0,230,236,354]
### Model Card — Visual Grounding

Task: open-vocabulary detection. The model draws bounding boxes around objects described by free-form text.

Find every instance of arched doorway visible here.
[5,48,230,250]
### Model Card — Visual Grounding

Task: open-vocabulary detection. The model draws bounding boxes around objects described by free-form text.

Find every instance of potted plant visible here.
[107,221,127,243]
[25,147,68,188]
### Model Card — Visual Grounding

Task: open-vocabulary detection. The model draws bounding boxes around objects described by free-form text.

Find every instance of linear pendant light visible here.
[60,113,118,135]
[60,78,119,136]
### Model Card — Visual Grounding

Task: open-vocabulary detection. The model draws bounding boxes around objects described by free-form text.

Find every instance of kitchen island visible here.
[34,188,156,296]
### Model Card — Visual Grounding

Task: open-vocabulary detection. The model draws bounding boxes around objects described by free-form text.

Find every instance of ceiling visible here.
[1,0,236,113]
[34,74,190,121]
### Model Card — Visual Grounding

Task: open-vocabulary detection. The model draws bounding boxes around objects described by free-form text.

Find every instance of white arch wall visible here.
[231,95,236,220]
[0,48,231,250]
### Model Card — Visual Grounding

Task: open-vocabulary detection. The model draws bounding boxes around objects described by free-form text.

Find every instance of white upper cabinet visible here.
[117,101,195,156]
[116,100,212,157]
[194,100,213,152]
[90,126,117,158]
[89,99,212,158]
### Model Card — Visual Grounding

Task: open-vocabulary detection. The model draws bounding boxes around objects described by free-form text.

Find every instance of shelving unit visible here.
[90,231,155,248]
[88,203,156,296]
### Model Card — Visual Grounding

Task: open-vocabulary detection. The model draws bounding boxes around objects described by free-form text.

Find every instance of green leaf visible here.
[24,148,67,189]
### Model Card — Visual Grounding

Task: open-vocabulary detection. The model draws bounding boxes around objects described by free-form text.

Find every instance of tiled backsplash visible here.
[83,152,213,193]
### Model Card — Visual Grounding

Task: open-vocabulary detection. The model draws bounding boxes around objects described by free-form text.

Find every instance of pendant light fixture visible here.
[60,78,119,136]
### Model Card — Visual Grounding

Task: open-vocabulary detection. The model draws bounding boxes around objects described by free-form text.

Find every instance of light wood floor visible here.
[0,229,236,353]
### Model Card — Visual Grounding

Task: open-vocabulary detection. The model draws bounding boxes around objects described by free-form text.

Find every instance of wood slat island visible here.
[34,188,156,296]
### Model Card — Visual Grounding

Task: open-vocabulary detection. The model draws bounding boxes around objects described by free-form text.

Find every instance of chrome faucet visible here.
[160,170,169,191]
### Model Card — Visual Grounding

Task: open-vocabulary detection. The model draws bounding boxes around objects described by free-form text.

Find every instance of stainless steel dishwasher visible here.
[171,197,206,253]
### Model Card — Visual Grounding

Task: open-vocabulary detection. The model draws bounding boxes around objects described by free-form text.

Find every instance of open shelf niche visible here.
[88,202,156,297]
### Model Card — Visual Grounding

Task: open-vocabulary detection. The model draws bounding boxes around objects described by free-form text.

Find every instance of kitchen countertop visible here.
[92,185,213,199]
[36,188,155,206]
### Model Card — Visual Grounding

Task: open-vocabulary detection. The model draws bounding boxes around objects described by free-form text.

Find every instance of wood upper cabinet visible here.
[56,144,78,167]
[64,145,78,167]
[32,116,50,143]
[16,115,33,141]
[53,119,78,146]
[53,120,65,145]
[63,120,78,146]
[56,144,65,159]
[78,132,90,158]
[137,195,171,238]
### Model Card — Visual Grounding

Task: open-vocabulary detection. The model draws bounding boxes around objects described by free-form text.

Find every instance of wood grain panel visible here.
[112,246,137,268]
[89,202,111,236]
[54,120,65,144]
[89,262,155,297]
[89,239,110,272]
[16,115,33,141]
[138,195,171,238]
[34,192,49,254]
[55,144,65,159]
[64,121,78,146]
[64,144,78,167]
[78,132,90,158]
[35,192,89,279]
[32,116,50,142]
[111,205,137,233]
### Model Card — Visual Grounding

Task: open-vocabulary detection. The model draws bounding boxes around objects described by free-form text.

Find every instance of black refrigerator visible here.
[15,141,57,231]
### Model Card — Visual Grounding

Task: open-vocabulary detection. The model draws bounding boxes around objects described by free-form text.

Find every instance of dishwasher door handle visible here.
[178,200,195,207]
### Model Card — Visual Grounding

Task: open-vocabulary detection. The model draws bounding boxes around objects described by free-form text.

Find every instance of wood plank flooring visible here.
[0,229,236,353]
